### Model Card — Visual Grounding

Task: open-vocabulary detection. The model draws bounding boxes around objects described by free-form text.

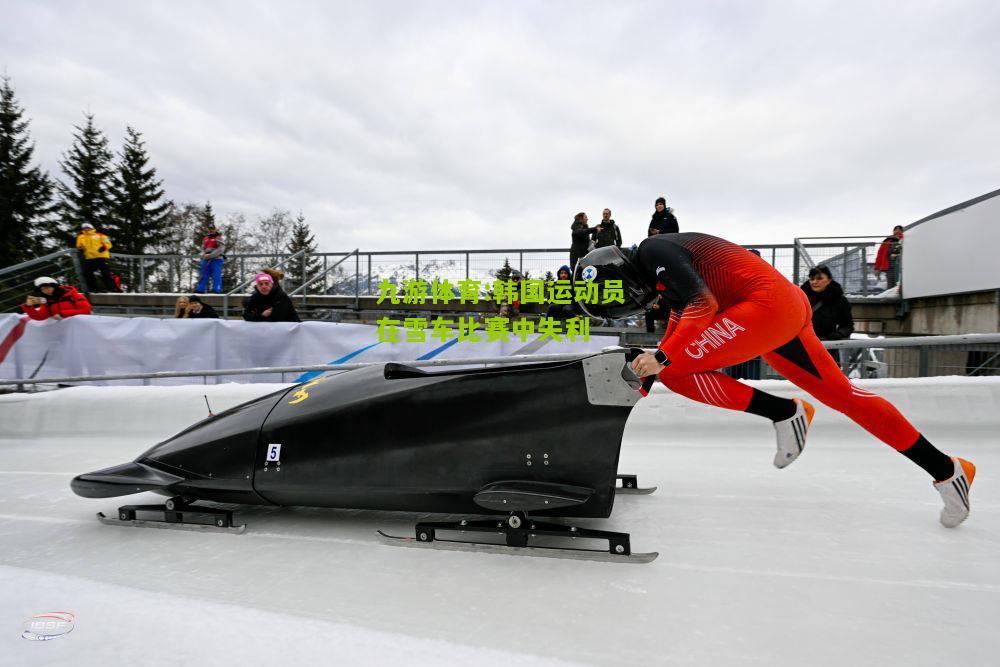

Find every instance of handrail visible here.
[0,248,77,278]
[288,249,358,296]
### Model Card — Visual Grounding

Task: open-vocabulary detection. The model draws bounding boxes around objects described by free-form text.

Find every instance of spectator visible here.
[21,276,92,321]
[546,265,578,321]
[874,225,904,289]
[75,222,120,292]
[594,208,622,249]
[648,196,679,236]
[186,295,219,319]
[175,295,219,318]
[499,269,523,318]
[801,265,854,364]
[196,224,226,294]
[242,269,300,322]
[569,212,598,270]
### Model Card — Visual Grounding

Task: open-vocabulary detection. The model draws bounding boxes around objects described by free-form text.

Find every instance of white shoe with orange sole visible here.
[934,457,976,528]
[773,399,815,469]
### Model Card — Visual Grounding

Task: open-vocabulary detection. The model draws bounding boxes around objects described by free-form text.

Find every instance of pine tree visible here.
[58,113,115,246]
[285,213,321,292]
[494,257,514,282]
[112,126,170,254]
[0,75,54,265]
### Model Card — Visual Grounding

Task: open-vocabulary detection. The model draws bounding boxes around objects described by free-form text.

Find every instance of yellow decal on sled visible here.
[289,377,325,405]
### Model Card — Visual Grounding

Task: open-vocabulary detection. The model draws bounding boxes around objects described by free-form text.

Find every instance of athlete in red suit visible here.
[575,233,975,527]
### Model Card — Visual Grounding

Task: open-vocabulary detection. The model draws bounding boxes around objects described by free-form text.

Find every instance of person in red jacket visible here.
[574,234,975,528]
[21,276,92,321]
[874,225,904,289]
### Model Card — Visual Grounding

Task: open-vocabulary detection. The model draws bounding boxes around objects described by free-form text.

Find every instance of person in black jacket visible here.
[569,212,598,269]
[186,295,220,319]
[801,265,854,364]
[648,196,679,236]
[594,208,622,249]
[242,270,301,322]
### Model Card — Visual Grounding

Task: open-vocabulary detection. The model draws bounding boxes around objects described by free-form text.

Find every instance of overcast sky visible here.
[3,0,998,252]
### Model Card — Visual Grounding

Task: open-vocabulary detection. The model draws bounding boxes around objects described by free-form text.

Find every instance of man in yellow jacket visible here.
[75,223,121,292]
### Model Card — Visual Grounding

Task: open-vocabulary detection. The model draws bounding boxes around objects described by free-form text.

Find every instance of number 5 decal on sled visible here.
[266,444,282,462]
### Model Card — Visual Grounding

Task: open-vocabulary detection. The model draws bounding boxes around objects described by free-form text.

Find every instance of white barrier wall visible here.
[0,314,615,385]
[4,377,998,444]
[904,190,1000,299]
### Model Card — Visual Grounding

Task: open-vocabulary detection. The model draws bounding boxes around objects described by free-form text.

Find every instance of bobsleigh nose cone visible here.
[71,461,184,499]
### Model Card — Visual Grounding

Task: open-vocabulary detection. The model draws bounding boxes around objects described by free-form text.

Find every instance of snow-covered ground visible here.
[1,378,998,666]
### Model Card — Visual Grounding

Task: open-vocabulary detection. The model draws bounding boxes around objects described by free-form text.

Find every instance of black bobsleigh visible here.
[72,349,658,562]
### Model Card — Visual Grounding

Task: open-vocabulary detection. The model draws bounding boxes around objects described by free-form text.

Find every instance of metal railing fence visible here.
[2,335,997,390]
[1,236,901,314]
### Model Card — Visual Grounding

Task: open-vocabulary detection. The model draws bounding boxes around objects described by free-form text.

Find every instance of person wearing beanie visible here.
[21,276,92,321]
[545,264,581,321]
[242,270,301,322]
[75,223,120,293]
[648,196,679,236]
[185,295,220,319]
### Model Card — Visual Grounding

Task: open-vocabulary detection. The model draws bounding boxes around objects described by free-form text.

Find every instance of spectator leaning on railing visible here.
[175,295,220,318]
[21,276,92,321]
[242,269,301,322]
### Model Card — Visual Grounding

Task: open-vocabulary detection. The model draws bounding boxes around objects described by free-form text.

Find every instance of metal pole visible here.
[792,240,800,285]
[861,247,868,294]
[919,347,929,377]
[465,251,470,280]
[139,258,146,292]
[367,254,372,296]
[68,249,87,294]
[519,252,524,274]
[415,253,420,280]
[354,252,360,310]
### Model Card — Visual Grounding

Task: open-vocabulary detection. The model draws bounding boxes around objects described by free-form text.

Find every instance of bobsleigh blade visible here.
[376,531,658,564]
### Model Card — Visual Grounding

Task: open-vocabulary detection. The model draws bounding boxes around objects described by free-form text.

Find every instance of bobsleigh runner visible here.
[72,348,659,563]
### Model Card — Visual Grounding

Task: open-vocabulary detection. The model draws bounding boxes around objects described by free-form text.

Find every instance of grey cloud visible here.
[2,0,998,254]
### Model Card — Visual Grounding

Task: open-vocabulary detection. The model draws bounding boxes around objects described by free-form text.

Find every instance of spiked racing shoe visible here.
[773,398,815,469]
[934,457,976,528]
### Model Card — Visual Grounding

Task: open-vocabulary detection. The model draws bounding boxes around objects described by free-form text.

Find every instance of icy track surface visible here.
[1,378,998,666]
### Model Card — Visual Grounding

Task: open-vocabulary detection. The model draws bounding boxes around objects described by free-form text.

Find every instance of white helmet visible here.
[34,276,58,287]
